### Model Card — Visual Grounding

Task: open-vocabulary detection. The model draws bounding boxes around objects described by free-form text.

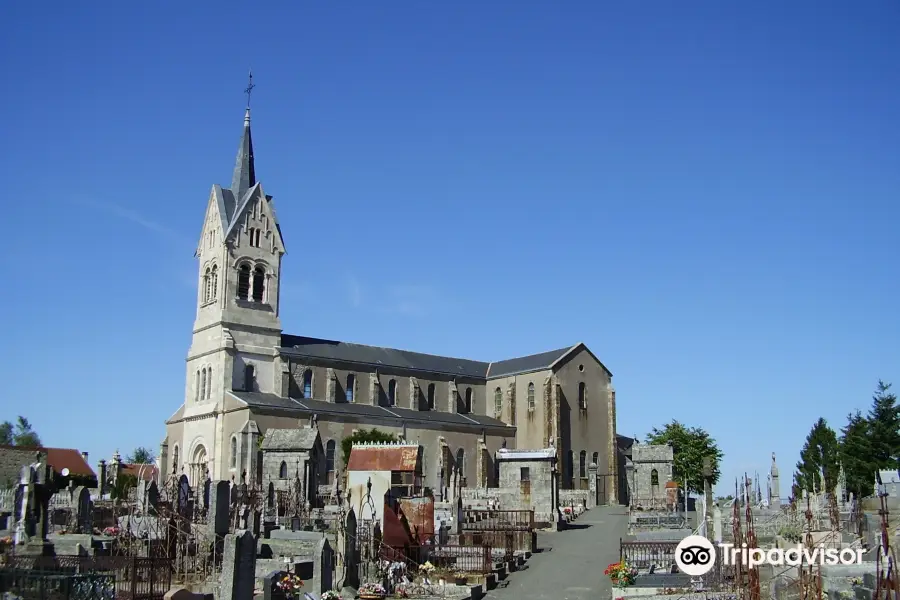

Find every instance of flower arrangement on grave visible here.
[563,506,572,514]
[320,591,341,600]
[452,571,469,585]
[848,577,863,587]
[358,582,386,599]
[275,573,304,599]
[418,561,435,575]
[0,536,12,547]
[604,561,637,588]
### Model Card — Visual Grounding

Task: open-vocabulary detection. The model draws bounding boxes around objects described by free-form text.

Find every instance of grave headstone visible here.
[263,571,288,600]
[208,480,231,537]
[74,486,92,534]
[220,530,256,600]
[316,537,334,594]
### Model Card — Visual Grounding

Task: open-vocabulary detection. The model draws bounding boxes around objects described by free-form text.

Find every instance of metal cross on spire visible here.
[244,70,255,108]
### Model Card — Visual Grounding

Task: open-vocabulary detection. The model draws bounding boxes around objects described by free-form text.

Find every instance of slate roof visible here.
[260,428,320,451]
[486,347,572,378]
[229,392,513,431]
[279,336,597,379]
[279,335,490,378]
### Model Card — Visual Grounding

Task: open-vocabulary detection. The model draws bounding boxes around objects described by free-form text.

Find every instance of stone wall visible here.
[496,455,555,525]
[628,444,674,507]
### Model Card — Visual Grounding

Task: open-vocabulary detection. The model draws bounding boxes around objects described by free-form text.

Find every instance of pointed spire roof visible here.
[231,107,255,200]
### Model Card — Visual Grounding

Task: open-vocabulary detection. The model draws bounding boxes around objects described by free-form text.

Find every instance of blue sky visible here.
[2,2,898,495]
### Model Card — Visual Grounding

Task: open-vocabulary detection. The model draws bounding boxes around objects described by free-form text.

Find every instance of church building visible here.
[160,97,620,504]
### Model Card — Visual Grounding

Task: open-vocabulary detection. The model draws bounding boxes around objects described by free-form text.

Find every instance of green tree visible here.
[111,473,138,501]
[126,447,155,464]
[0,422,12,446]
[840,410,875,498]
[867,381,900,471]
[0,417,42,447]
[794,418,840,494]
[645,420,723,495]
[340,428,399,467]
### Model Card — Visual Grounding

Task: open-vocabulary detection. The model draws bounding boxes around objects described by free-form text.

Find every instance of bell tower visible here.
[177,74,287,480]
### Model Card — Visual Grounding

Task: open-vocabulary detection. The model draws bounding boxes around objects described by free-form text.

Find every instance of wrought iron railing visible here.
[461,509,534,530]
[619,539,679,571]
[4,555,172,600]
[0,568,116,600]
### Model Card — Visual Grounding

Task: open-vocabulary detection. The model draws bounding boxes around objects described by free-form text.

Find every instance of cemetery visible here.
[0,432,600,600]
[615,448,900,600]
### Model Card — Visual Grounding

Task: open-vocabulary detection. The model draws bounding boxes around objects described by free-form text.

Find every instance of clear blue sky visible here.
[2,2,898,496]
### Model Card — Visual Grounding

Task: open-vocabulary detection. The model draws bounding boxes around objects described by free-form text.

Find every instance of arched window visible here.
[210,265,218,300]
[230,437,237,469]
[464,388,472,414]
[345,374,355,402]
[237,264,251,300]
[171,446,179,474]
[200,368,207,401]
[388,379,397,406]
[203,268,211,303]
[527,382,535,411]
[252,266,265,302]
[578,382,587,409]
[494,387,502,416]
[206,367,213,399]
[244,364,255,392]
[427,383,435,410]
[195,370,200,402]
[279,461,288,479]
[248,227,261,248]
[579,450,587,478]
[650,469,659,487]
[325,440,336,484]
[592,451,599,467]
[456,448,465,478]
[303,369,312,398]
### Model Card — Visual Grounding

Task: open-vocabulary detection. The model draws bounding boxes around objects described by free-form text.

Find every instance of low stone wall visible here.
[559,490,588,507]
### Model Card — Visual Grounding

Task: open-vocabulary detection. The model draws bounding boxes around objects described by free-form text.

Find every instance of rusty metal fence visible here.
[619,539,679,571]
[461,509,534,530]
[4,555,172,600]
[426,544,493,574]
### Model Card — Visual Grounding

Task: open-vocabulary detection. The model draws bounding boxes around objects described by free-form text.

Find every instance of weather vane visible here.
[244,70,255,108]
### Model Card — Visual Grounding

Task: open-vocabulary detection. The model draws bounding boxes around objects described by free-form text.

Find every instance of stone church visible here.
[160,100,620,504]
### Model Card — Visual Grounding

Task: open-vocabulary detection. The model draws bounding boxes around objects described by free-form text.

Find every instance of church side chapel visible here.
[159,81,620,507]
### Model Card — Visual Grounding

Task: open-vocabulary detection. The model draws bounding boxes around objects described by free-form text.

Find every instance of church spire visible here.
[231,71,256,199]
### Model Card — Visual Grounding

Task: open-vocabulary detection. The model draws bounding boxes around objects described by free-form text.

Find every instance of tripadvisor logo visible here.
[675,535,863,576]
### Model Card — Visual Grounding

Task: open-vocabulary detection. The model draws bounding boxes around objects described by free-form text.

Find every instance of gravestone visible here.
[177,475,190,518]
[74,487,92,534]
[208,481,231,537]
[203,479,211,511]
[316,537,334,593]
[343,508,359,589]
[220,530,256,600]
[263,571,288,600]
[22,458,56,556]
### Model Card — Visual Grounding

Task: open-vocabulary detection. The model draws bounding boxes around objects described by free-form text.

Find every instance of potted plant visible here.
[102,526,119,537]
[604,561,637,588]
[275,573,304,600]
[358,582,386,599]
[320,591,341,600]
[453,571,468,586]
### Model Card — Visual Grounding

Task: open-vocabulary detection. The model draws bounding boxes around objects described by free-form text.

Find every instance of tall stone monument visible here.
[769,453,781,509]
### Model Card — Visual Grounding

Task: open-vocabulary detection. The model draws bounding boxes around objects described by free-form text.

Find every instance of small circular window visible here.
[578,364,584,372]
